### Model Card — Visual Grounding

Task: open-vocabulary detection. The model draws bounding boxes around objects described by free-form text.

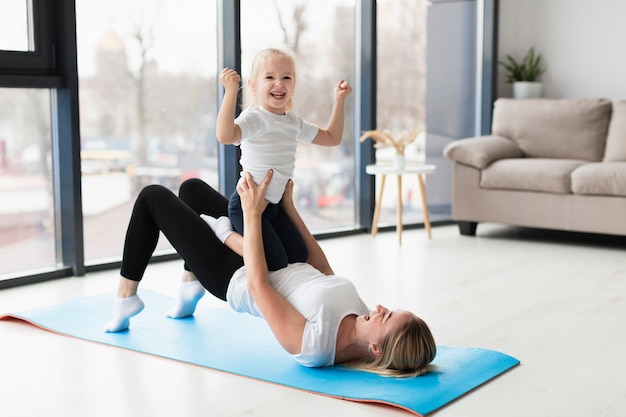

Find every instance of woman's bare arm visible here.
[221,181,334,276]
[238,171,306,354]
[281,180,335,276]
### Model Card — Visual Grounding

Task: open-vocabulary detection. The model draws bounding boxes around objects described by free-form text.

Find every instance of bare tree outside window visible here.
[77,0,218,263]
[274,0,309,55]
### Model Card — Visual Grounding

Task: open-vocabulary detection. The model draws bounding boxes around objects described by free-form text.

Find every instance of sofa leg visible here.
[458,221,478,236]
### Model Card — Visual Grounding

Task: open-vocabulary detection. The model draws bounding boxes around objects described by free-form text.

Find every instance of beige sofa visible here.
[443,98,626,236]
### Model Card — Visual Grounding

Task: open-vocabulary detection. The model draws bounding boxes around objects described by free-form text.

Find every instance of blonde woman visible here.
[104,170,436,376]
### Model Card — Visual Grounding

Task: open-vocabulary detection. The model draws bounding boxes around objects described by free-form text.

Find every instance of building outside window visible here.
[75,0,219,263]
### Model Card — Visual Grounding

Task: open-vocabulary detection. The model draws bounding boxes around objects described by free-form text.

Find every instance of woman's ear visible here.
[370,343,382,356]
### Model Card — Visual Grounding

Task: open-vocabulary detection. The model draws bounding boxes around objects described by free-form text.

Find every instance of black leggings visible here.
[120,178,243,301]
[228,190,308,271]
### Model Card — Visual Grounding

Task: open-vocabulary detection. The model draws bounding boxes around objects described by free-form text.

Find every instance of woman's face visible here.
[249,56,295,115]
[357,305,415,347]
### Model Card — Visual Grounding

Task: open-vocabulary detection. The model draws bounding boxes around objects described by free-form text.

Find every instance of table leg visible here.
[417,174,432,239]
[397,174,403,245]
[371,174,386,237]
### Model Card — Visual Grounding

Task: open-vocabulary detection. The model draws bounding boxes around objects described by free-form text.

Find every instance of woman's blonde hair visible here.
[242,48,298,111]
[349,315,437,377]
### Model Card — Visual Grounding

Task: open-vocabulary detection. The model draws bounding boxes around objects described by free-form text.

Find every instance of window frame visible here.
[0,0,60,87]
[0,0,83,289]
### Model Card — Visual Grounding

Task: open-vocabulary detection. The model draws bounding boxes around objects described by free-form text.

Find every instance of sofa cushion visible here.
[480,158,586,194]
[491,98,612,161]
[604,100,626,161]
[443,135,523,169]
[571,162,626,197]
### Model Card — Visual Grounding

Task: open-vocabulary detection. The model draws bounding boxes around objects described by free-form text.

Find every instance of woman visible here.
[104,170,436,376]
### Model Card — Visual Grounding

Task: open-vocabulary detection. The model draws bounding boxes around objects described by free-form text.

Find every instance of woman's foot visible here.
[103,295,144,332]
[166,280,206,318]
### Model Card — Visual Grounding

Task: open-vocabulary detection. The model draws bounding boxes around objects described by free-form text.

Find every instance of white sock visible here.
[166,280,205,319]
[201,215,234,243]
[103,295,144,333]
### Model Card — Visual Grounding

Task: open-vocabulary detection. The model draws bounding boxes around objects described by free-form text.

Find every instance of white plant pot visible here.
[513,82,543,99]
[394,153,406,170]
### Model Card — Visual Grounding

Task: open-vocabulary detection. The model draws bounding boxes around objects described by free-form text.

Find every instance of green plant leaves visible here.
[499,46,546,83]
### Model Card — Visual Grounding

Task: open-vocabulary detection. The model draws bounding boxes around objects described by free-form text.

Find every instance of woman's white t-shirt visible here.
[226,262,370,367]
[234,107,319,204]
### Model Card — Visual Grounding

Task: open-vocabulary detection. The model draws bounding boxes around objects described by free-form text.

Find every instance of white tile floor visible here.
[1,224,626,417]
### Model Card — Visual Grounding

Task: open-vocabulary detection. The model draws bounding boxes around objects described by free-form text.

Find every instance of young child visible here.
[209,47,352,271]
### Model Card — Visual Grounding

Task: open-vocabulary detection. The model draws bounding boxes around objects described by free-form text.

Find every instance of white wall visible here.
[498,0,626,100]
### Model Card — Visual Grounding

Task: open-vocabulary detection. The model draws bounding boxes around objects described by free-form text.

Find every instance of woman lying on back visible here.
[104,170,436,376]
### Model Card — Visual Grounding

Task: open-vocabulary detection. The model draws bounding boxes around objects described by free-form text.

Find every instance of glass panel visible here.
[0,88,55,278]
[240,0,356,232]
[375,0,429,227]
[0,0,32,52]
[76,0,219,263]
[425,0,477,219]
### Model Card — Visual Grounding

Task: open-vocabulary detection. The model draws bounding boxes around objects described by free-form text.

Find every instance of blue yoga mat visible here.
[1,290,519,416]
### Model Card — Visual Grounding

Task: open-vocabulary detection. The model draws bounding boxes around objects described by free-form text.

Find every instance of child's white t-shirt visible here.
[235,107,319,203]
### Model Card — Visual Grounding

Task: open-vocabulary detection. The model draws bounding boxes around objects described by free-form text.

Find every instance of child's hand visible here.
[220,68,241,94]
[334,80,352,100]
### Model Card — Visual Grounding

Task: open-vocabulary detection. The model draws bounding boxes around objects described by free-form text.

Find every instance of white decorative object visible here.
[513,81,543,99]
[359,127,421,166]
[394,153,406,170]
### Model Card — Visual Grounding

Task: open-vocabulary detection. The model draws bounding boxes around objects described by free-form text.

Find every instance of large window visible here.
[0,0,58,279]
[0,88,55,276]
[0,0,495,286]
[76,0,219,263]
[240,0,356,232]
[375,0,429,227]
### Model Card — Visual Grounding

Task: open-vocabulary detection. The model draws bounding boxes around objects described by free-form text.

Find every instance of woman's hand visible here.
[280,179,296,213]
[237,170,272,217]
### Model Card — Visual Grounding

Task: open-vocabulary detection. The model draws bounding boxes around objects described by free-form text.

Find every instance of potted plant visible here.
[499,46,546,99]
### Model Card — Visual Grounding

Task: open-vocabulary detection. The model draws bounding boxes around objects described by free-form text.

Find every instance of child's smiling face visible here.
[248,56,295,115]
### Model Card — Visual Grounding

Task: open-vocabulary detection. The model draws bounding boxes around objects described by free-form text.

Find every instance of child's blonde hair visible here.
[242,48,298,111]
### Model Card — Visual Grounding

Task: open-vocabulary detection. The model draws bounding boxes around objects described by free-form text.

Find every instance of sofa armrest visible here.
[443,135,524,169]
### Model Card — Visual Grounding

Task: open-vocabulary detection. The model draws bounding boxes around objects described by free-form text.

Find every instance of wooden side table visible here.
[365,163,437,244]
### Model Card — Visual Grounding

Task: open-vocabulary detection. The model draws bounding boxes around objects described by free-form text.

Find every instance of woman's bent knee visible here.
[137,184,170,203]
[179,178,206,196]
